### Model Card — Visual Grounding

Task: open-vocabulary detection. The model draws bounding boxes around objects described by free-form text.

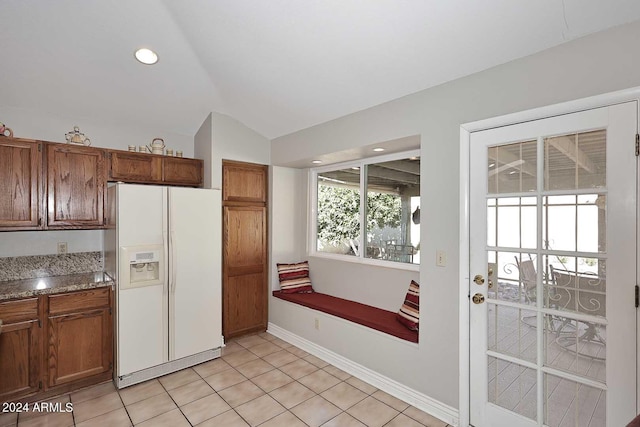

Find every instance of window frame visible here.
[309,149,421,271]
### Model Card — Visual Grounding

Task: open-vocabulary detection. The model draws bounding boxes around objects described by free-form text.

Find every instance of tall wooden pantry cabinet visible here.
[222,160,269,339]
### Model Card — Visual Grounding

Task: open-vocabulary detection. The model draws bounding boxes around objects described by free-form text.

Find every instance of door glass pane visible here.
[488,303,537,362]
[545,315,606,383]
[543,256,606,318]
[543,195,606,253]
[488,357,536,420]
[487,199,496,247]
[488,251,537,306]
[544,129,606,191]
[488,140,537,194]
[545,374,605,427]
[488,197,537,249]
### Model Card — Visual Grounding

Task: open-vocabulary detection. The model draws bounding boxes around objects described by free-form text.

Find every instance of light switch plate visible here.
[436,250,446,267]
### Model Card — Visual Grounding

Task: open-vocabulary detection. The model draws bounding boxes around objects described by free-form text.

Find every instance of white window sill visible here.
[309,251,420,272]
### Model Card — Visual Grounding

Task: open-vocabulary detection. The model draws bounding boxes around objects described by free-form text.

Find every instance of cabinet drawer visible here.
[48,288,110,315]
[0,297,39,323]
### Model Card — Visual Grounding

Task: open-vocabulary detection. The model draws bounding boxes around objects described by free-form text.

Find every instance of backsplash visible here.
[0,251,103,281]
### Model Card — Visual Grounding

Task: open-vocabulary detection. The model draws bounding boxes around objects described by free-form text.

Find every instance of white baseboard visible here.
[268,322,459,427]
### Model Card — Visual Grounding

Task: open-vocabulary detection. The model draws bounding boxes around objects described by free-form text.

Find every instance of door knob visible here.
[472,293,485,304]
[473,275,485,285]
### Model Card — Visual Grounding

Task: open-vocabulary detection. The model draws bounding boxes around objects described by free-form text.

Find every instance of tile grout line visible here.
[156,371,201,426]
[114,387,135,427]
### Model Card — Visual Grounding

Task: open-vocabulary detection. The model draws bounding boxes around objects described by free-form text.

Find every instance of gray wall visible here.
[195,112,271,190]
[194,113,214,189]
[269,21,640,408]
[270,167,308,290]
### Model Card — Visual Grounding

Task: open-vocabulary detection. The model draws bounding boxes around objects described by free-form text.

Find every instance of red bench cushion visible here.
[273,291,419,343]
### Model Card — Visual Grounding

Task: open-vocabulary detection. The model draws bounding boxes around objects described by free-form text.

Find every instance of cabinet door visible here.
[0,298,41,402]
[0,138,42,230]
[47,288,112,388]
[47,144,106,228]
[223,206,268,338]
[108,151,162,183]
[163,157,203,186]
[223,161,267,203]
[47,307,112,387]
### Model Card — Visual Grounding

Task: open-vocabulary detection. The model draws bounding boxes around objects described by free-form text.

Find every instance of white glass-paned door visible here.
[469,103,637,427]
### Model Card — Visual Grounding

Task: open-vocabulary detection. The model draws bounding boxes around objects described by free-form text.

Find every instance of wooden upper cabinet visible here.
[108,150,162,183]
[163,157,203,186]
[223,160,268,204]
[0,138,42,230]
[107,151,202,187]
[46,143,106,228]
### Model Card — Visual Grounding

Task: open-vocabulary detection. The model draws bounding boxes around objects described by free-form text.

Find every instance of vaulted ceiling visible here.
[2,1,640,139]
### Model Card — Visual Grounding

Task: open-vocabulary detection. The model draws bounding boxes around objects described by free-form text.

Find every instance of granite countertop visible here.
[0,272,115,301]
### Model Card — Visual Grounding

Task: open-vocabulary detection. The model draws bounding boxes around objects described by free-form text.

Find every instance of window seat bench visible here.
[272,291,418,343]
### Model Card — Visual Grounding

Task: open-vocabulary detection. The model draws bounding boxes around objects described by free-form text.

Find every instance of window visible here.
[312,151,420,266]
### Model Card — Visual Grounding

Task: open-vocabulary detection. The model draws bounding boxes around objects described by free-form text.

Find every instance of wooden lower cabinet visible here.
[0,298,41,403]
[224,273,267,338]
[46,288,112,389]
[223,205,268,339]
[222,160,269,340]
[0,288,113,403]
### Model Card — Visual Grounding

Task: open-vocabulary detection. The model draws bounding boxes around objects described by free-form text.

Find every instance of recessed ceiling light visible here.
[373,148,385,152]
[351,167,360,170]
[134,48,159,65]
[311,160,322,164]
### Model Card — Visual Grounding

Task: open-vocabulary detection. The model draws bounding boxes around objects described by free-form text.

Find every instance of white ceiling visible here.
[2,1,640,139]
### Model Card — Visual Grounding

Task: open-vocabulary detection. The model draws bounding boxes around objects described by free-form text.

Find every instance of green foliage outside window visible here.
[317,185,401,246]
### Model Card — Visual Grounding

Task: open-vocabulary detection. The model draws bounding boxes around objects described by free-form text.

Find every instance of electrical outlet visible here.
[57,242,68,254]
[314,318,320,330]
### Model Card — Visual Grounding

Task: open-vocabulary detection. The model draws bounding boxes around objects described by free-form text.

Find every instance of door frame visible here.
[459,86,640,427]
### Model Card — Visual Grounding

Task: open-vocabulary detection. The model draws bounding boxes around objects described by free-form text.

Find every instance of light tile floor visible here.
[0,332,451,427]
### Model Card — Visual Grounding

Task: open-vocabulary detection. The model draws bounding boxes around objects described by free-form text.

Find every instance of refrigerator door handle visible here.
[162,229,169,295]
[170,229,177,293]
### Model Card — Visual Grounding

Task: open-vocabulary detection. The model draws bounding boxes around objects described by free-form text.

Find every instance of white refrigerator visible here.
[104,183,222,388]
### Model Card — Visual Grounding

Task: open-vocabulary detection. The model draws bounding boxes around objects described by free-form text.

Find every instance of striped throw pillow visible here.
[396,280,419,330]
[277,261,314,293]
